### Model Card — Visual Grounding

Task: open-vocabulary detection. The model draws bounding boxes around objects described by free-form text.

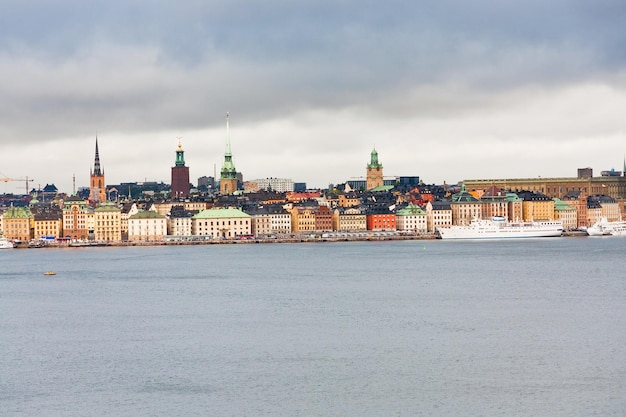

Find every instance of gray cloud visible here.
[1,0,626,192]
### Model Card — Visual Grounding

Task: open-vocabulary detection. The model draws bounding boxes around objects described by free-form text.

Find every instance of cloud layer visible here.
[1,0,626,192]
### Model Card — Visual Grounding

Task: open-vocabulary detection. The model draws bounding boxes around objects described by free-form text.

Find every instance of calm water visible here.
[1,238,625,417]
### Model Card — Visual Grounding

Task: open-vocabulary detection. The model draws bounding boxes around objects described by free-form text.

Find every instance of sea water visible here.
[1,238,625,416]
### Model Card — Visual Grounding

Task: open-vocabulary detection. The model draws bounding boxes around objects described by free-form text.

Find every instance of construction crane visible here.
[0,171,34,195]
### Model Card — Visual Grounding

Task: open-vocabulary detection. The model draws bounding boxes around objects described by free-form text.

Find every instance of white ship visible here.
[0,237,14,249]
[437,217,564,240]
[586,218,626,237]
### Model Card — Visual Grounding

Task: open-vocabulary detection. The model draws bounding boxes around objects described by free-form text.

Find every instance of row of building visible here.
[1,183,624,242]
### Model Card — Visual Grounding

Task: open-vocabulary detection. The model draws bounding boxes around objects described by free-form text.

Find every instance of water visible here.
[1,238,625,416]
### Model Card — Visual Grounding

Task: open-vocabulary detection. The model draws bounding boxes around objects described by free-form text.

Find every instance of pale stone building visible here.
[396,204,428,234]
[128,210,167,242]
[192,208,251,239]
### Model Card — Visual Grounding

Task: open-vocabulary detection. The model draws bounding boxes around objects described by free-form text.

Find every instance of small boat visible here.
[44,271,56,276]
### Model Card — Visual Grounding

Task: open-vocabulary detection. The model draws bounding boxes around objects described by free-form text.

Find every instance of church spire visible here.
[225,112,232,156]
[93,136,103,176]
[221,113,237,178]
[220,113,238,195]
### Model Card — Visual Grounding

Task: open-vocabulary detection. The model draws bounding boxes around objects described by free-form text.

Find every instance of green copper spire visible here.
[175,138,185,167]
[367,147,382,169]
[221,113,237,180]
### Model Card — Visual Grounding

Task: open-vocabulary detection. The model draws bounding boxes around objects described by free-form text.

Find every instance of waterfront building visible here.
[366,148,383,191]
[93,202,121,242]
[366,206,397,231]
[425,200,452,233]
[314,205,333,232]
[332,207,367,232]
[62,196,92,240]
[586,198,603,226]
[89,137,107,203]
[167,206,195,237]
[247,205,291,236]
[171,141,190,199]
[518,191,555,221]
[588,194,621,222]
[192,208,251,239]
[119,202,139,240]
[506,193,524,222]
[128,210,167,242]
[33,205,63,240]
[450,184,481,225]
[479,186,509,219]
[288,206,316,233]
[1,206,33,241]
[396,204,428,234]
[562,190,588,228]
[553,198,578,230]
[220,114,239,195]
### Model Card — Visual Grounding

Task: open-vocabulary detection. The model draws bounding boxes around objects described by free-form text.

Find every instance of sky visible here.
[1,0,626,195]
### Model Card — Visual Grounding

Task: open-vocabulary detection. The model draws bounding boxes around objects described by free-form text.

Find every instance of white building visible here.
[192,208,252,239]
[249,178,294,193]
[396,204,428,233]
[128,210,167,242]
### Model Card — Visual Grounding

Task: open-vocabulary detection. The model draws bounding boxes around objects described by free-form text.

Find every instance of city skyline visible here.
[2,1,626,194]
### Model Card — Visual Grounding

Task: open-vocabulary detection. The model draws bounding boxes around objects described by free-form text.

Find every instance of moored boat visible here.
[587,218,626,237]
[0,237,14,249]
[437,217,563,240]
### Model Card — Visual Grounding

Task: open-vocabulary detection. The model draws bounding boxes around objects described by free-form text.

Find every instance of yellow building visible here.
[1,206,33,241]
[33,208,63,240]
[332,207,367,231]
[94,202,122,242]
[338,192,361,208]
[519,191,555,221]
[288,206,316,233]
[450,184,482,225]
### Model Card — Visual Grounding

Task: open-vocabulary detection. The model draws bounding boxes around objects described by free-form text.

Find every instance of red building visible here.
[366,210,397,231]
[171,142,190,199]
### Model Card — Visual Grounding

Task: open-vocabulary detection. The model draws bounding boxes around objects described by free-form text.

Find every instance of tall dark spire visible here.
[93,136,103,176]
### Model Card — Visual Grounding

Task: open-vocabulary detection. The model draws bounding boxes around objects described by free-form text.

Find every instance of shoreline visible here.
[9,230,591,249]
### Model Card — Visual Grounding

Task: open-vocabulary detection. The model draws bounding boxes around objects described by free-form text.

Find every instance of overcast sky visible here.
[1,0,626,194]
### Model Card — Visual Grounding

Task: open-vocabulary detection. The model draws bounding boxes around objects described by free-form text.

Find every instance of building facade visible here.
[93,202,121,242]
[396,204,428,233]
[62,196,92,240]
[128,210,167,241]
[192,208,251,238]
[1,206,33,241]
